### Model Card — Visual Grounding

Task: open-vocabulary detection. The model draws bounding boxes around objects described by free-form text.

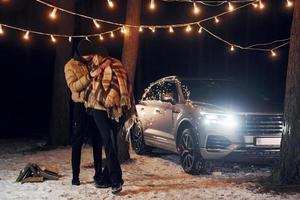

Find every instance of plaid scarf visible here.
[84,57,132,121]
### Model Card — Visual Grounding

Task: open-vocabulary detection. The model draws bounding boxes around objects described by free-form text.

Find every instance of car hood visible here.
[191,99,283,114]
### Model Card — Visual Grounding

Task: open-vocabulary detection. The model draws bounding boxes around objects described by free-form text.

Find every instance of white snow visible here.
[0,139,299,200]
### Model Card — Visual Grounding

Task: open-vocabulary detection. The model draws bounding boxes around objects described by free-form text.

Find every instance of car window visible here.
[142,83,162,101]
[160,82,179,103]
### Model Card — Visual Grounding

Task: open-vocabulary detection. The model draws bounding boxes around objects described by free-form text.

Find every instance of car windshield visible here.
[181,79,271,106]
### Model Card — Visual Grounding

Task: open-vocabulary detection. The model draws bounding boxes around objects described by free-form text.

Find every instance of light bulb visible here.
[193,3,200,15]
[149,27,155,33]
[139,27,143,32]
[23,31,30,40]
[68,36,72,42]
[99,34,104,41]
[286,0,293,7]
[107,0,114,8]
[121,26,127,34]
[259,0,265,9]
[198,26,202,34]
[271,50,276,57]
[49,7,57,19]
[185,25,192,32]
[85,36,89,40]
[50,35,56,43]
[169,26,174,33]
[110,31,114,38]
[0,25,4,35]
[252,3,258,8]
[150,0,155,10]
[93,19,100,29]
[215,17,220,23]
[228,2,234,12]
[230,45,235,51]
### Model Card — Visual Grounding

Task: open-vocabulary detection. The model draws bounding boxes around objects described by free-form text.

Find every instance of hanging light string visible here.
[34,0,254,28]
[0,23,121,39]
[161,0,258,7]
[200,26,290,53]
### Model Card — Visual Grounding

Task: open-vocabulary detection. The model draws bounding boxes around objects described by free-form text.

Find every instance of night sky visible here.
[0,0,293,138]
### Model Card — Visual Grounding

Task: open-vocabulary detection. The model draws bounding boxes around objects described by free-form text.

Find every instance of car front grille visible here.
[239,114,283,135]
[206,135,231,150]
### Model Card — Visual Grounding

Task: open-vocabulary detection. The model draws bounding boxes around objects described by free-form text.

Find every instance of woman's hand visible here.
[90,67,102,77]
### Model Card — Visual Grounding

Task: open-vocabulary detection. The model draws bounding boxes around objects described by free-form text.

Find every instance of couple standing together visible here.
[64,39,135,194]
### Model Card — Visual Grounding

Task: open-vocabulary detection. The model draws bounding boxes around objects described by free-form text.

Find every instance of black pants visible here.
[92,109,123,185]
[71,102,104,181]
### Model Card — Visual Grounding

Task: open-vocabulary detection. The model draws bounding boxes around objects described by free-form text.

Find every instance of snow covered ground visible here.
[0,139,299,200]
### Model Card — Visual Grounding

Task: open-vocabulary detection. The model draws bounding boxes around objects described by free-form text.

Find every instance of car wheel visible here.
[178,128,205,175]
[130,121,151,155]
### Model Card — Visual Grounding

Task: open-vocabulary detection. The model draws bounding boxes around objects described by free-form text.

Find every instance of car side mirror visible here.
[161,94,175,104]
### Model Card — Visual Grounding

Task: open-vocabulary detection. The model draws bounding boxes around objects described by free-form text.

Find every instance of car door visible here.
[148,81,179,151]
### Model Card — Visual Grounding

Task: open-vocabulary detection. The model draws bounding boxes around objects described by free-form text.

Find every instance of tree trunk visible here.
[118,0,142,163]
[48,2,75,146]
[280,0,300,184]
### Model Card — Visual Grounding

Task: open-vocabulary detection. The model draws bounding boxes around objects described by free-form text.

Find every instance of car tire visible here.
[178,128,205,175]
[130,121,151,155]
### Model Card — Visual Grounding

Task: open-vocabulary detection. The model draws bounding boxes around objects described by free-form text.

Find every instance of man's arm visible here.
[65,65,91,93]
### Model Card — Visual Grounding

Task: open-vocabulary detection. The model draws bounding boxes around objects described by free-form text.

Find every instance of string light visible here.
[149,27,156,33]
[23,31,30,40]
[107,0,114,8]
[68,36,72,42]
[121,26,128,34]
[139,26,143,32]
[169,26,174,33]
[252,2,258,8]
[150,0,156,10]
[286,0,293,8]
[259,0,265,9]
[49,7,58,20]
[185,25,192,33]
[230,45,235,51]
[214,16,220,23]
[198,26,203,34]
[228,2,235,12]
[50,34,56,43]
[99,34,104,41]
[85,36,89,40]
[193,3,200,15]
[93,19,101,29]
[271,50,277,57]
[110,31,114,38]
[0,25,4,35]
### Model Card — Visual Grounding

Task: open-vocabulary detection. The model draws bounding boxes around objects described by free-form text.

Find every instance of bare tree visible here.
[280,0,300,184]
[117,0,142,162]
[48,2,75,146]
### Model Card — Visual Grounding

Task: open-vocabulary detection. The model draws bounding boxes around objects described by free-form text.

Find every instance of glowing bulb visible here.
[110,31,114,38]
[193,3,200,15]
[215,17,220,23]
[49,7,57,19]
[85,36,89,40]
[252,3,258,8]
[185,25,192,32]
[149,27,155,33]
[259,0,264,9]
[107,0,114,8]
[198,26,202,34]
[68,36,72,42]
[228,2,234,12]
[150,0,155,10]
[93,19,100,29]
[169,26,174,33]
[121,26,127,34]
[139,27,143,32]
[286,0,293,7]
[99,34,104,41]
[0,25,4,35]
[50,35,56,43]
[23,31,30,40]
[230,45,235,51]
[271,50,276,57]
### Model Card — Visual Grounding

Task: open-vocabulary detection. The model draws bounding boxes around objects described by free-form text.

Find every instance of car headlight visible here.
[201,113,238,129]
